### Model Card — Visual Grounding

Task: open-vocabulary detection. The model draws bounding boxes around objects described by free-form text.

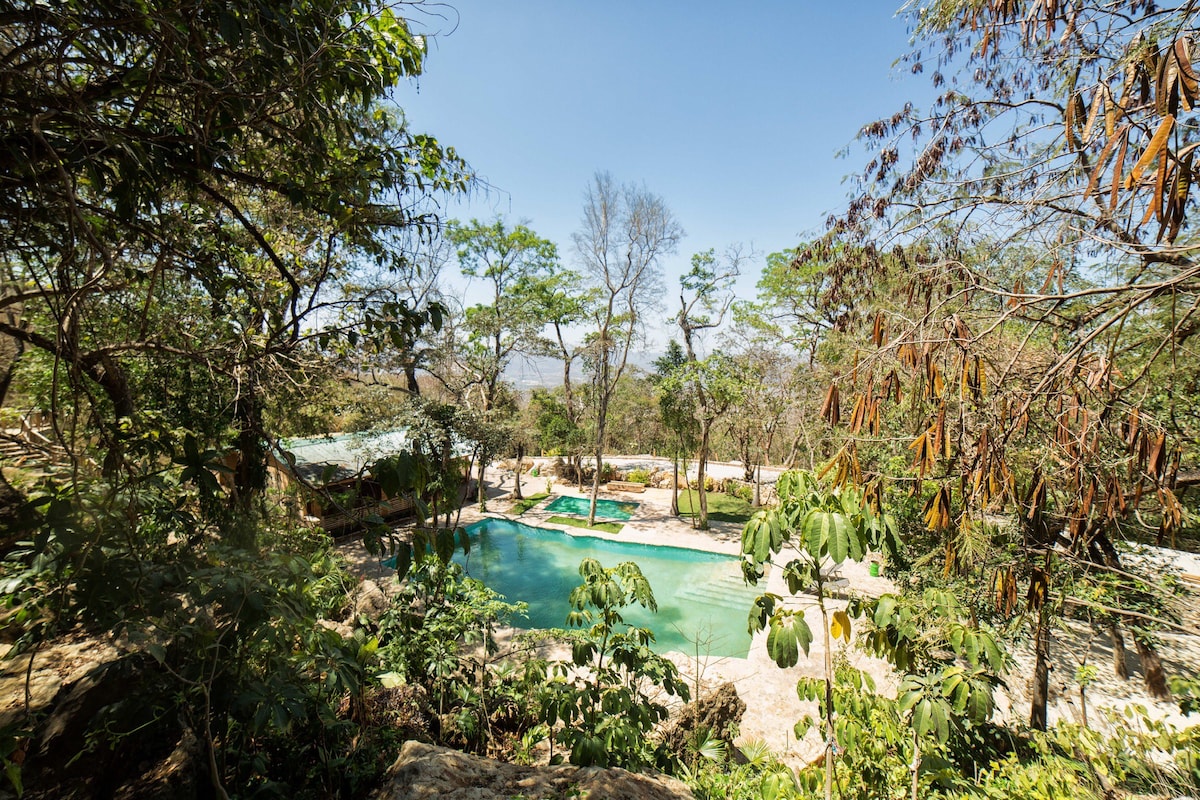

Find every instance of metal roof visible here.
[279,430,412,484]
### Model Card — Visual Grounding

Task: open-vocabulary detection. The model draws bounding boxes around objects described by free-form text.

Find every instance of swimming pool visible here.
[450,517,756,658]
[544,494,639,520]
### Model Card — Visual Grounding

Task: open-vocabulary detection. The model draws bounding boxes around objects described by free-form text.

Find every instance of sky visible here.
[393,1,927,364]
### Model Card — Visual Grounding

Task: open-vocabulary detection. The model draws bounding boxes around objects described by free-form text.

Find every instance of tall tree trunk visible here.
[696,420,711,530]
[740,434,754,482]
[1030,600,1051,731]
[477,451,488,511]
[589,443,603,526]
[670,445,680,516]
[513,443,524,500]
[1110,621,1129,679]
[1134,636,1171,700]
[754,463,762,507]
[783,430,804,470]
[588,393,609,526]
[232,389,266,509]
[93,352,135,478]
[1095,532,1168,697]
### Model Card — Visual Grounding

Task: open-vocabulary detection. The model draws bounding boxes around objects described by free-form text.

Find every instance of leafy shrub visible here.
[625,468,652,484]
[681,737,802,799]
[376,561,545,755]
[543,559,688,769]
[726,481,753,503]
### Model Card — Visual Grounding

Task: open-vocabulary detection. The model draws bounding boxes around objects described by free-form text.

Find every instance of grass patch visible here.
[675,488,755,525]
[546,515,624,534]
[510,492,550,515]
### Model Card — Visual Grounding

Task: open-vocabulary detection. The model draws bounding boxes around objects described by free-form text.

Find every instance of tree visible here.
[446,218,559,509]
[531,388,590,486]
[817,0,1200,725]
[545,558,689,769]
[0,0,467,502]
[741,471,900,800]
[752,248,849,364]
[0,2,470,793]
[653,341,697,516]
[720,327,796,505]
[673,248,743,530]
[573,172,683,525]
[524,268,595,486]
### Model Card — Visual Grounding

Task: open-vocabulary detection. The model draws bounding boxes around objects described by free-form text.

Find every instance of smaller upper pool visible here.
[545,494,639,520]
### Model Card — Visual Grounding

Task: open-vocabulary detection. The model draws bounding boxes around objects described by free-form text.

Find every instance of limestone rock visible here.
[659,682,746,756]
[318,617,354,638]
[373,741,694,800]
[352,578,391,621]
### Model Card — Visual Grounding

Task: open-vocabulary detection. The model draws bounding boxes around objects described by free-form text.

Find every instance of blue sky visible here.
[396,1,924,350]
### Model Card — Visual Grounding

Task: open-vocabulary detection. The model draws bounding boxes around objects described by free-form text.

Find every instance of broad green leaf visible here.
[767,612,812,668]
[913,697,934,737]
[966,679,995,723]
[981,634,1005,671]
[742,510,780,563]
[782,559,813,594]
[802,510,828,558]
[393,546,412,580]
[874,594,898,627]
[934,700,950,742]
[760,771,793,800]
[748,594,777,634]
[847,523,865,561]
[826,513,849,563]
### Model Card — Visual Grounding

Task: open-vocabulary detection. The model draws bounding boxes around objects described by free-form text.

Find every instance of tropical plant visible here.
[542,559,689,769]
[741,470,899,800]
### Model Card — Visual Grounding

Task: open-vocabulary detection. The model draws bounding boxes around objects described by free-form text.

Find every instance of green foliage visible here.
[626,468,653,484]
[681,738,802,800]
[376,561,546,755]
[741,471,898,664]
[676,489,754,524]
[510,492,550,515]
[791,666,916,799]
[531,390,589,463]
[542,559,689,769]
[546,515,624,534]
[855,589,1007,676]
[1170,674,1200,715]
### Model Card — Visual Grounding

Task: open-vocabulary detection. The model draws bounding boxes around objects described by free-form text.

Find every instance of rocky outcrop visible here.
[373,741,694,800]
[659,682,746,756]
[352,578,391,622]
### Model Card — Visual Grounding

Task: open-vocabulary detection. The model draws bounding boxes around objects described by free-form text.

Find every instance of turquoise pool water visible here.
[450,518,756,658]
[545,494,639,520]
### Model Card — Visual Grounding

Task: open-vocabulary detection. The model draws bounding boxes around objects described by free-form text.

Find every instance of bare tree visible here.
[573,172,683,525]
